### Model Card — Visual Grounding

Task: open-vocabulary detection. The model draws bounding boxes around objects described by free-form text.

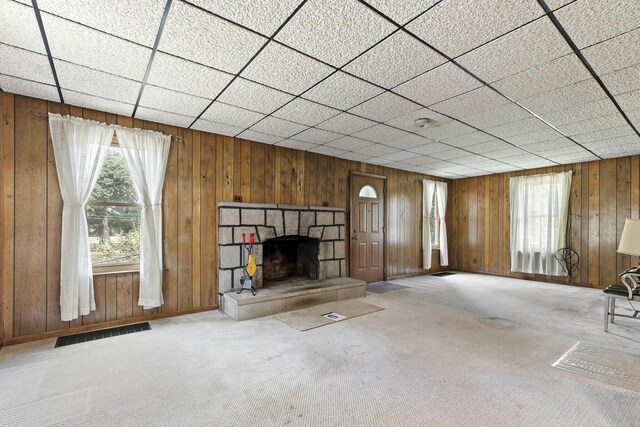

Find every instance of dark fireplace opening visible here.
[263,236,319,282]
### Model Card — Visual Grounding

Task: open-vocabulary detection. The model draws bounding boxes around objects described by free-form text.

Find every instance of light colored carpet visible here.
[554,341,640,393]
[274,299,383,331]
[1,272,640,426]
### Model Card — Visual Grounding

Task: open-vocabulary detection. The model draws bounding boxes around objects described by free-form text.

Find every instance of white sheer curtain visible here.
[435,181,449,266]
[509,171,572,275]
[422,180,436,269]
[49,114,114,321]
[116,128,171,309]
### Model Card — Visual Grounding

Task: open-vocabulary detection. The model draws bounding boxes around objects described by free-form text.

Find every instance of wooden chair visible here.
[603,270,640,332]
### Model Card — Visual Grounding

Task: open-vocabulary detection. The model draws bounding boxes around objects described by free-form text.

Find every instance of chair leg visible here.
[605,295,610,332]
[610,297,616,324]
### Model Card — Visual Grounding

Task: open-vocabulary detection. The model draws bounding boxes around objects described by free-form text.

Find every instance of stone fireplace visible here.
[217,202,347,294]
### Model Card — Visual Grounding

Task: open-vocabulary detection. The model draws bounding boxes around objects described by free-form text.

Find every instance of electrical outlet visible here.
[322,201,329,207]
[473,258,477,263]
[233,195,242,202]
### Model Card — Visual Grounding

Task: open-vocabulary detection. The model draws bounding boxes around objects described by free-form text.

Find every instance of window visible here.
[86,145,141,270]
[428,190,440,248]
[358,185,377,198]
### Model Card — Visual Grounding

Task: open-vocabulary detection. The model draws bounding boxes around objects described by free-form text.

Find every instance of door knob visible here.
[352,230,358,240]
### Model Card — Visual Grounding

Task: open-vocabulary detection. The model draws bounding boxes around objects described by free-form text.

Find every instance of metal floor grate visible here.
[55,322,151,348]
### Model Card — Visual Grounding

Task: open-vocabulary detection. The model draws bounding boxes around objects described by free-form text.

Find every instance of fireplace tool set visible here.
[238,232,258,296]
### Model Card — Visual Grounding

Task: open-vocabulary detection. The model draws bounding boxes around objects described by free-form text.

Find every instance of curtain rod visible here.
[32,111,184,142]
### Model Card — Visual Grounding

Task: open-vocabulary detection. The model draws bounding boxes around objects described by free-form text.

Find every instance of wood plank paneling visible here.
[1,92,447,344]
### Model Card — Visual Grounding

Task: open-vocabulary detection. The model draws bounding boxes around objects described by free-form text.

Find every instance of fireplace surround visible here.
[217,202,347,294]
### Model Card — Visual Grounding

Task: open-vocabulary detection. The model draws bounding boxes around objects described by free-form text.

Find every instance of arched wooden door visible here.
[350,172,385,282]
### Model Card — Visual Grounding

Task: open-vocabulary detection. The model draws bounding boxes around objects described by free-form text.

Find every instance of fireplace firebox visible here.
[263,236,319,281]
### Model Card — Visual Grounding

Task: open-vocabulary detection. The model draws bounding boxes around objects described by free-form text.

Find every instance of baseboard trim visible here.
[3,306,217,346]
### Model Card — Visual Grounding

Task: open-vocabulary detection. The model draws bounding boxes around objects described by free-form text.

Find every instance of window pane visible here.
[87,205,141,265]
[89,146,138,204]
[358,185,377,198]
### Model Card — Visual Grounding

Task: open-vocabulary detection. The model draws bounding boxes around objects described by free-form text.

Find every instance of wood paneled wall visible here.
[450,158,640,289]
[0,93,446,346]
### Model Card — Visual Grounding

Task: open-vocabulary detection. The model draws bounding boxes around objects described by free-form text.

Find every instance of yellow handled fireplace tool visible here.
[239,232,257,296]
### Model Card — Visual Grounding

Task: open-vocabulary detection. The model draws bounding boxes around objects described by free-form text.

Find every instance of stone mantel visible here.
[217,202,347,294]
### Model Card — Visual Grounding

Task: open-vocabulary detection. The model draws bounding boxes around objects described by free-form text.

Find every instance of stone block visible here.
[299,211,316,236]
[284,210,299,235]
[218,269,233,294]
[236,299,283,321]
[308,226,323,239]
[323,226,339,240]
[283,290,336,311]
[266,210,284,236]
[219,208,240,226]
[241,209,265,225]
[317,211,333,225]
[218,227,233,245]
[233,226,258,244]
[337,285,365,300]
[340,260,346,277]
[334,212,345,225]
[334,240,345,259]
[339,225,345,240]
[219,245,241,269]
[321,260,341,279]
[257,226,276,242]
[253,243,263,265]
[253,266,263,288]
[319,241,334,260]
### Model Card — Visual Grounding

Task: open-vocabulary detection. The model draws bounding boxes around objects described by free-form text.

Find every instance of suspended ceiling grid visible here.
[0,0,639,179]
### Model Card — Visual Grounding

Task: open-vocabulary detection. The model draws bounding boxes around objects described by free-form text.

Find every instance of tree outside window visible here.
[86,146,141,270]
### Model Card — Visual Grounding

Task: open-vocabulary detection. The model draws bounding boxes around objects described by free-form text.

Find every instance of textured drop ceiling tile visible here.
[430,86,510,118]
[147,52,233,99]
[293,128,342,144]
[139,85,210,116]
[337,151,370,162]
[517,137,576,151]
[42,14,151,80]
[471,159,507,169]
[0,45,53,84]
[462,104,532,129]
[407,140,452,155]
[535,145,591,157]
[351,124,409,144]
[554,0,640,49]
[363,157,393,165]
[383,150,415,161]
[276,139,319,151]
[189,0,303,36]
[407,0,543,58]
[573,126,636,144]
[55,60,140,104]
[394,62,483,107]
[488,147,530,159]
[429,148,469,160]
[480,164,522,173]
[595,145,640,159]
[201,102,265,128]
[363,0,439,25]
[557,114,628,136]
[616,89,640,114]
[308,145,347,157]
[403,155,437,166]
[441,131,495,148]
[0,74,59,101]
[62,89,133,116]
[37,0,166,47]
[542,99,619,129]
[492,54,591,101]
[384,108,452,132]
[506,128,566,145]
[583,134,640,150]
[218,78,294,114]
[249,116,308,138]
[465,140,513,154]
[275,0,396,68]
[317,113,376,134]
[325,136,375,151]
[497,153,549,166]
[583,29,640,76]
[546,152,599,163]
[545,0,575,10]
[343,31,445,89]
[601,64,640,96]
[272,98,340,126]
[242,42,334,95]
[348,92,422,123]
[385,161,412,170]
[519,79,608,114]
[454,154,487,165]
[0,1,46,53]
[486,117,551,138]
[192,118,244,137]
[457,19,572,84]
[416,120,476,140]
[351,143,396,156]
[134,107,194,128]
[388,133,428,149]
[302,71,384,110]
[159,1,266,74]
[236,129,283,145]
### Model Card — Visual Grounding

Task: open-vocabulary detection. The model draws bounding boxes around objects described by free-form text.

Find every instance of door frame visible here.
[349,171,387,281]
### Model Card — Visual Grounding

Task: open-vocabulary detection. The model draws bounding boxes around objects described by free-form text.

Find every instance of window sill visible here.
[93,268,140,276]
